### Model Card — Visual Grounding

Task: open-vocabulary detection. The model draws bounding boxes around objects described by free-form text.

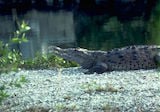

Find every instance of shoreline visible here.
[0,68,160,112]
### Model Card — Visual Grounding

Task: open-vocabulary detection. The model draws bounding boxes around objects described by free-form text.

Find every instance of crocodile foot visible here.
[155,53,160,65]
[85,62,109,74]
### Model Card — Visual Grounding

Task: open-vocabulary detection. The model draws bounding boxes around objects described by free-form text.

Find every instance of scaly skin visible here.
[48,45,160,74]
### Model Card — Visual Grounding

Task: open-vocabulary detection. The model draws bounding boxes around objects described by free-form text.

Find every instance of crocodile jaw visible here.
[48,46,93,66]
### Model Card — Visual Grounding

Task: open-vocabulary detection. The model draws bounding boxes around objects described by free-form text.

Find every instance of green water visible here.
[75,13,160,51]
[74,1,160,51]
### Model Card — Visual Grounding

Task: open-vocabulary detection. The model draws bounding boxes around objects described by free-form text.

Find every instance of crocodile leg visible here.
[154,53,160,66]
[85,62,109,74]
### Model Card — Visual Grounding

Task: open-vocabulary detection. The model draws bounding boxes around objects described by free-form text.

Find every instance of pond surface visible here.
[0,9,160,59]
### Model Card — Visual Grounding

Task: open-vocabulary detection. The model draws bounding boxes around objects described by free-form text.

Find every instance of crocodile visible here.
[48,45,160,74]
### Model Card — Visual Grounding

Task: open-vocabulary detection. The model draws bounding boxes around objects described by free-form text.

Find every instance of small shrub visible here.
[0,75,27,105]
[9,75,28,88]
[0,21,30,73]
[0,20,78,72]
[0,43,22,73]
[21,53,79,70]
[19,75,28,83]
[0,85,9,105]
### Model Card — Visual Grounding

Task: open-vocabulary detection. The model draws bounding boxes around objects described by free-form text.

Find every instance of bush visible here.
[0,21,30,73]
[0,20,79,73]
[21,53,79,70]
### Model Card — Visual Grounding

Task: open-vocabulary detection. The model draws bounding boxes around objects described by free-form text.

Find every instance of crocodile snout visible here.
[48,46,62,53]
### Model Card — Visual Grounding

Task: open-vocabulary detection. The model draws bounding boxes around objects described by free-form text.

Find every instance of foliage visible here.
[10,21,30,44]
[0,20,78,106]
[21,53,79,70]
[0,85,9,105]
[0,20,79,73]
[23,104,78,112]
[0,21,30,73]
[0,75,28,105]
[0,21,30,104]
[9,75,28,88]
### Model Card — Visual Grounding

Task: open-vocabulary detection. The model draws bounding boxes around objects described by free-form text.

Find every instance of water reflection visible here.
[0,8,160,58]
[75,14,154,51]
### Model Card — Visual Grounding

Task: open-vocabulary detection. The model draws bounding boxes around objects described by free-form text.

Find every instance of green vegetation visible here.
[22,104,78,112]
[21,53,78,70]
[22,104,119,112]
[0,75,28,104]
[0,21,78,73]
[0,21,78,106]
[0,21,30,104]
[0,21,30,73]
[0,85,9,105]
[9,75,28,88]
[11,21,30,44]
[0,43,21,73]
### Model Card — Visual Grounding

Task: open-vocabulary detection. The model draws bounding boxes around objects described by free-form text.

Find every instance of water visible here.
[0,8,160,59]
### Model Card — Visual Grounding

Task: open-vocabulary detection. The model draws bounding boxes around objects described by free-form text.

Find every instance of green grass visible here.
[22,104,78,112]
[0,20,79,107]
[9,75,28,88]
[20,53,79,70]
[0,75,28,105]
[0,85,9,105]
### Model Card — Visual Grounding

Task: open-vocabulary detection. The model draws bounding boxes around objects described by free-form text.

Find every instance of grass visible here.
[0,75,28,105]
[0,20,79,109]
[20,53,79,70]
[0,52,78,107]
[80,80,119,94]
[9,75,28,88]
[22,104,120,112]
[22,103,78,112]
[0,85,9,105]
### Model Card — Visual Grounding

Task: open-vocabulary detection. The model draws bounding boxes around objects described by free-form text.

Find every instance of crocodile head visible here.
[48,46,94,68]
